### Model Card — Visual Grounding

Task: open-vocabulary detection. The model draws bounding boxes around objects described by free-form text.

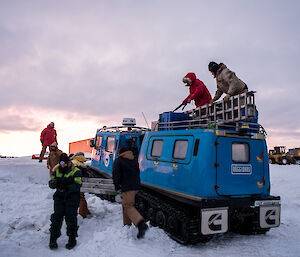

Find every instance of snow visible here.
[0,157,299,257]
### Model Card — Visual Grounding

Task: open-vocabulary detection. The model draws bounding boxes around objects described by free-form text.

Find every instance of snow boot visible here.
[65,236,77,250]
[137,220,148,239]
[49,236,58,249]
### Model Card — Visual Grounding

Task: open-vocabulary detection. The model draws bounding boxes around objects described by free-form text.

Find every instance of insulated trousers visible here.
[50,192,80,238]
[121,190,143,226]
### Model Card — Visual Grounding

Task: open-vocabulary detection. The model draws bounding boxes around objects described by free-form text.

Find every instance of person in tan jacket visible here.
[47,142,63,176]
[208,62,248,103]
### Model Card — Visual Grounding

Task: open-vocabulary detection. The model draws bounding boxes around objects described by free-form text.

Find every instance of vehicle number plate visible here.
[231,164,252,175]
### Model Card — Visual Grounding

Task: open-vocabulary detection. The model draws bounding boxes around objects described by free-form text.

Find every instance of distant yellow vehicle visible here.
[268,146,298,165]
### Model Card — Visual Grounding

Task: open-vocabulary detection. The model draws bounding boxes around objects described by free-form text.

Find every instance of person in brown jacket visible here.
[47,142,63,177]
[208,62,248,103]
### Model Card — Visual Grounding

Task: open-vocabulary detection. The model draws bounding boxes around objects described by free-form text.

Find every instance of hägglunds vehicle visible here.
[85,92,281,244]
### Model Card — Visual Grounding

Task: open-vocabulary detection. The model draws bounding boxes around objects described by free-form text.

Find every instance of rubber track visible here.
[136,190,203,244]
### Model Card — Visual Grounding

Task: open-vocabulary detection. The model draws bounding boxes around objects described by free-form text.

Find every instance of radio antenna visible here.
[142,112,150,129]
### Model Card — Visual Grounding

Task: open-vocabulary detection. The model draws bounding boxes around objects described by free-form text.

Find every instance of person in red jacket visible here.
[39,122,57,162]
[182,73,212,107]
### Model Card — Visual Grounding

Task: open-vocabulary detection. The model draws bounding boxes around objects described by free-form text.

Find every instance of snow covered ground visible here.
[0,157,299,257]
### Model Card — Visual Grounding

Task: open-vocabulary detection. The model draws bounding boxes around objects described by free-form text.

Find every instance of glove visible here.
[182,98,190,105]
[56,178,66,189]
[223,94,231,102]
[65,177,74,185]
[49,179,57,189]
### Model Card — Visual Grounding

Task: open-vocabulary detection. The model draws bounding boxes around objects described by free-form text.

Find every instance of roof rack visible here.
[97,126,149,133]
[157,91,261,134]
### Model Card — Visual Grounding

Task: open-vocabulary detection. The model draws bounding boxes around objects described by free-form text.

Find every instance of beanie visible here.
[74,152,85,157]
[208,62,219,73]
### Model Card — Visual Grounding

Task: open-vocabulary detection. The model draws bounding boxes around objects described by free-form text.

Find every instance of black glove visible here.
[80,166,89,177]
[49,179,57,189]
[65,177,74,185]
[56,178,66,189]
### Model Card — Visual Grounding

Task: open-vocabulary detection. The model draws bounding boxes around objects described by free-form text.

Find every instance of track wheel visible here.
[179,218,190,244]
[167,215,178,233]
[148,207,156,225]
[136,199,146,217]
[155,211,166,228]
[282,158,288,165]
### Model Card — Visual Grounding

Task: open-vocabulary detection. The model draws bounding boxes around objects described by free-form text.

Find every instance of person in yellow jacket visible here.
[71,152,92,218]
[48,153,82,250]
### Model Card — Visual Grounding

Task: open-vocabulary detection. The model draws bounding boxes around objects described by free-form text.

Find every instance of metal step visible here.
[81,177,117,195]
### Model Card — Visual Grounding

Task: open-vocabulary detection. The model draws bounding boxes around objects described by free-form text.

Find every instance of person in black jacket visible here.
[112,147,148,239]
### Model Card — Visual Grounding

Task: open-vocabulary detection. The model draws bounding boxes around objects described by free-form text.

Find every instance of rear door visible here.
[216,137,265,196]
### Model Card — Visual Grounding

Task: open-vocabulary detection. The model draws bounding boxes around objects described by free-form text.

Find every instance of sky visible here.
[0,0,299,156]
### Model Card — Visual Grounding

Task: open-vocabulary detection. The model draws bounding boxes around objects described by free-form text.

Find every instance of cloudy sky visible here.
[0,0,299,156]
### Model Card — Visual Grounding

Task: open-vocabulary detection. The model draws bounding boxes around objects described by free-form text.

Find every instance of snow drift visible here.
[0,157,299,257]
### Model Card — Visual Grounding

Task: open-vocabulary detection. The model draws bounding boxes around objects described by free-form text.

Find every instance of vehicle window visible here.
[96,136,102,149]
[173,140,188,159]
[232,143,249,163]
[106,137,115,153]
[151,140,163,157]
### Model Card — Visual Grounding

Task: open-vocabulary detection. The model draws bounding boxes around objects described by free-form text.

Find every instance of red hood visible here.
[47,124,54,129]
[184,73,196,82]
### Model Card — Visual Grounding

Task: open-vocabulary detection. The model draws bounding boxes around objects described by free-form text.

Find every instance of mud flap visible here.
[201,207,228,235]
[259,205,281,228]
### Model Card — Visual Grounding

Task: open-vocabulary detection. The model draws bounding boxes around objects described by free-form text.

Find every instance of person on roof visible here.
[39,122,57,162]
[71,152,92,219]
[182,72,212,108]
[112,147,148,239]
[208,62,248,103]
[48,153,82,250]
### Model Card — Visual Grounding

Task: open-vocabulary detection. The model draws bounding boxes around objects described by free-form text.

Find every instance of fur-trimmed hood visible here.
[118,151,134,160]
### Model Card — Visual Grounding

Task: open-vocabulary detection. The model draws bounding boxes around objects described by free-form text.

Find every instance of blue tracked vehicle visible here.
[88,92,281,244]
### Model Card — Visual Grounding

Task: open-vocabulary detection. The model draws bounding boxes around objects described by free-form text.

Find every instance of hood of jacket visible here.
[118,150,134,160]
[72,155,86,164]
[216,63,227,76]
[72,158,86,167]
[184,72,196,82]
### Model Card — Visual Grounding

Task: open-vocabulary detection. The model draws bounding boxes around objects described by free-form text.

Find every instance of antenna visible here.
[142,112,150,129]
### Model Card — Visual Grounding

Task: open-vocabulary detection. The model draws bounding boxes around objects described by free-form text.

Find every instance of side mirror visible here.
[90,139,95,148]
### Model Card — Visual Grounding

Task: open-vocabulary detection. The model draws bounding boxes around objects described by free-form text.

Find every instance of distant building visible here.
[69,138,93,154]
